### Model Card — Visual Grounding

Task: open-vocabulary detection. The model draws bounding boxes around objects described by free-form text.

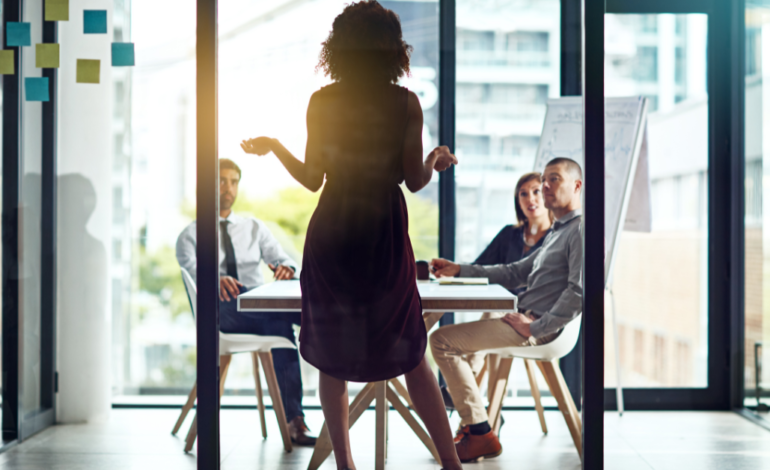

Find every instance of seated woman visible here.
[473,171,553,281]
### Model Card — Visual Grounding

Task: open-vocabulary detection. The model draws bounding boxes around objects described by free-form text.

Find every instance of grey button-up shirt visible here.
[176,213,298,289]
[459,209,583,339]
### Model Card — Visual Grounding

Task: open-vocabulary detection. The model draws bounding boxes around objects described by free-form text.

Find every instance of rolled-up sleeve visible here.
[176,222,197,283]
[257,221,298,274]
[459,250,538,291]
[529,225,583,339]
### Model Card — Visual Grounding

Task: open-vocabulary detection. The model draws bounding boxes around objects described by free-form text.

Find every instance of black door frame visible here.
[1,0,58,448]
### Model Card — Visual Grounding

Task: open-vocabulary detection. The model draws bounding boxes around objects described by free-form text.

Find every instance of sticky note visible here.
[83,10,107,34]
[0,50,15,75]
[36,43,60,68]
[7,22,31,47]
[76,59,100,84]
[25,77,49,102]
[111,43,134,67]
[45,0,69,21]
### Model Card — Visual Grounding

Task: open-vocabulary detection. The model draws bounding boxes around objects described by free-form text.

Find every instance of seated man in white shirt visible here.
[176,158,316,445]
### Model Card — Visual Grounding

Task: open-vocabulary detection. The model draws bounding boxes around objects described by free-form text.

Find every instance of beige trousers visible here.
[429,313,530,426]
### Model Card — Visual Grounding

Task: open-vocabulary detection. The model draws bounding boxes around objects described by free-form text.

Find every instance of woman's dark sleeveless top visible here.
[298,83,425,382]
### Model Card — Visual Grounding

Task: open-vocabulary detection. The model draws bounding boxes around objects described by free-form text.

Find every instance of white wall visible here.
[56,0,113,423]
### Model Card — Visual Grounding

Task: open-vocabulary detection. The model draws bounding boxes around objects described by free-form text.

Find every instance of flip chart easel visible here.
[533,96,652,415]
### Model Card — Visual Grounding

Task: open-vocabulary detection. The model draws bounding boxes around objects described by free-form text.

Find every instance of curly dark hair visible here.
[317,1,412,84]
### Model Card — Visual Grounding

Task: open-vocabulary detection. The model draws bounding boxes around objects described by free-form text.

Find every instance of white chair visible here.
[171,268,296,453]
[480,315,583,459]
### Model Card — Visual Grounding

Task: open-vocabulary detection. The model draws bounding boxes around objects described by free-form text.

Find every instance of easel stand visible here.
[607,284,624,415]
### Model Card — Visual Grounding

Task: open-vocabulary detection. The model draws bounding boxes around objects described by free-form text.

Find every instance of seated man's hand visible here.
[429,258,461,278]
[501,312,533,339]
[269,263,295,281]
[220,276,243,302]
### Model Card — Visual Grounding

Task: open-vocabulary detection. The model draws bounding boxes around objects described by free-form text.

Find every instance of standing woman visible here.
[240,2,462,469]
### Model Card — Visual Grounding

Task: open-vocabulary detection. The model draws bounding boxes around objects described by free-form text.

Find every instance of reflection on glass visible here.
[114,0,438,403]
[745,6,770,417]
[453,0,561,406]
[605,14,708,388]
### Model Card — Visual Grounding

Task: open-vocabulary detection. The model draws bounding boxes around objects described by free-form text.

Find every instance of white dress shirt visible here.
[176,212,298,289]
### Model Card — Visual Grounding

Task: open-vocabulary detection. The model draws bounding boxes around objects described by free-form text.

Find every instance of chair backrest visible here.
[180,268,197,320]
[483,314,582,362]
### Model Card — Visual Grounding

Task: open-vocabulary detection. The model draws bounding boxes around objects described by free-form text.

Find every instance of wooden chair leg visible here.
[551,359,582,430]
[251,352,268,439]
[487,357,513,435]
[386,384,441,462]
[524,359,548,434]
[172,380,197,435]
[475,360,488,388]
[307,383,376,470]
[486,354,500,401]
[537,360,582,459]
[389,377,414,408]
[259,351,293,453]
[184,355,231,453]
[375,381,387,470]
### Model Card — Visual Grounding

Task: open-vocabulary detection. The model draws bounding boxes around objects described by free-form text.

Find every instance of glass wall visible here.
[113,0,439,404]
[745,3,770,418]
[453,0,561,406]
[604,14,709,388]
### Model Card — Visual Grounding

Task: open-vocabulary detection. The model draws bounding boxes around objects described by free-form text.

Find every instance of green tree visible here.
[137,244,190,319]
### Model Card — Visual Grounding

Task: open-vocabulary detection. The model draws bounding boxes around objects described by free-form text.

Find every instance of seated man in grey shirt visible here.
[429,158,583,463]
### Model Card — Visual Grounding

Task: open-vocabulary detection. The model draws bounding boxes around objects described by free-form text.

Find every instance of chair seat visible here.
[479,314,583,362]
[219,332,296,355]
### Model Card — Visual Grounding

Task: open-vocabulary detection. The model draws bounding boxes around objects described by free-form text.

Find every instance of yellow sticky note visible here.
[45,0,69,21]
[0,50,15,75]
[76,59,100,84]
[36,43,59,68]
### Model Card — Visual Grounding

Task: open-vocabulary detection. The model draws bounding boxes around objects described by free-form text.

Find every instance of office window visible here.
[453,0,559,406]
[605,14,708,388]
[745,6,770,413]
[112,0,439,404]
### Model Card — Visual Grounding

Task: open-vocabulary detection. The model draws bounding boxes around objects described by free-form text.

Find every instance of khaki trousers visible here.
[429,314,531,426]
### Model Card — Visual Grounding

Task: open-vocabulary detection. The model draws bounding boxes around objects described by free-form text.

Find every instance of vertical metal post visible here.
[581,0,604,467]
[2,0,23,443]
[438,0,455,328]
[40,0,58,416]
[196,0,220,467]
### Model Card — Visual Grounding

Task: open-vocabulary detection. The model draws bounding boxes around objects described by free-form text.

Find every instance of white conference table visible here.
[238,279,517,470]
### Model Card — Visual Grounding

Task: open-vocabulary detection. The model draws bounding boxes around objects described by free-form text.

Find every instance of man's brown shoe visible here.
[455,429,502,462]
[454,425,469,443]
[288,416,317,446]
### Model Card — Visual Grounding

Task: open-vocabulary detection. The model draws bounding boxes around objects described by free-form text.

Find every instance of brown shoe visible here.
[288,416,317,446]
[455,429,502,463]
[454,425,469,443]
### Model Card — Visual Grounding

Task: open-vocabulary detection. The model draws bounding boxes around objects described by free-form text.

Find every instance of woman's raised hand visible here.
[430,145,458,172]
[241,137,275,156]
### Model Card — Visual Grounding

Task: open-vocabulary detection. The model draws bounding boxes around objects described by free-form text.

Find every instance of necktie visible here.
[220,220,239,280]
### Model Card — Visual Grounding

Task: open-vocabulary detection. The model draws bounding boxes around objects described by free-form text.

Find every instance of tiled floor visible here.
[1,408,769,469]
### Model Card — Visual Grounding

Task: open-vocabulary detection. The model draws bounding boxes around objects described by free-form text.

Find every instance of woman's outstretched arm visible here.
[240,95,325,192]
[402,91,457,193]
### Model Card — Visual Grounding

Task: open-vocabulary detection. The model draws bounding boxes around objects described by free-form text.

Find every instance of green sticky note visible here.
[36,44,59,68]
[76,59,100,84]
[45,0,69,21]
[0,50,15,75]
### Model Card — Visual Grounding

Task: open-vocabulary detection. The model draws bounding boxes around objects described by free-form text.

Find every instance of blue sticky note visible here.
[25,77,49,102]
[7,22,31,47]
[111,43,134,66]
[83,10,107,34]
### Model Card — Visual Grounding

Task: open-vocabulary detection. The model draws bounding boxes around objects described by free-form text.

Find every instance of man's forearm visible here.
[459,263,525,291]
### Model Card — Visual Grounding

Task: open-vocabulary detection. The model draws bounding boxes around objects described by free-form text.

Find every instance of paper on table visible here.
[0,50,15,75]
[112,43,134,66]
[36,43,59,68]
[25,77,49,102]
[83,10,107,34]
[45,0,69,21]
[7,22,31,47]
[437,277,489,286]
[76,59,100,84]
